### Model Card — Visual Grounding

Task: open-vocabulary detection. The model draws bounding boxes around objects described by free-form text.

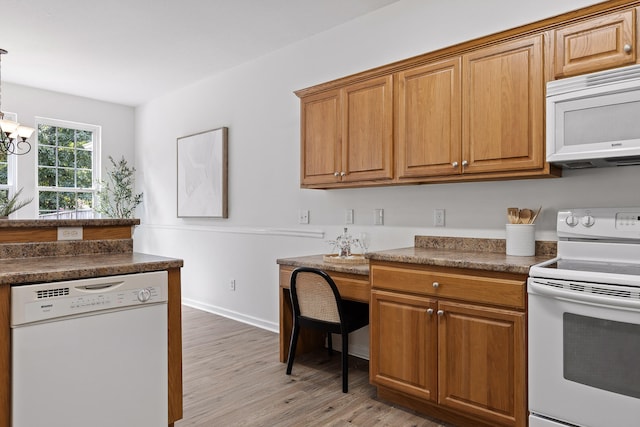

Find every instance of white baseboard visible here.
[182,298,279,333]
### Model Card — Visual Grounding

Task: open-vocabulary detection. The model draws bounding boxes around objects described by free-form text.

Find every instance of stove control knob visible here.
[565,214,579,227]
[581,215,595,227]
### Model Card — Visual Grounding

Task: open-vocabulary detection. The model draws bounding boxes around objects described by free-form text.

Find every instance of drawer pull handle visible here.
[427,308,434,315]
[437,310,444,316]
[432,282,439,288]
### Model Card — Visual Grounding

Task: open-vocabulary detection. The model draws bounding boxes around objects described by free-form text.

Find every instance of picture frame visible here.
[177,127,228,218]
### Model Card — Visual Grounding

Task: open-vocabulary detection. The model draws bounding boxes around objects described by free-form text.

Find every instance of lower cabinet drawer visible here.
[370,263,525,309]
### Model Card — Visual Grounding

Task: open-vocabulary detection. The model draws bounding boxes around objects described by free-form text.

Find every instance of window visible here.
[0,112,17,209]
[36,118,101,219]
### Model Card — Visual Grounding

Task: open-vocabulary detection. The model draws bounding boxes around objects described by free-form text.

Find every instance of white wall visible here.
[142,0,640,355]
[2,83,135,218]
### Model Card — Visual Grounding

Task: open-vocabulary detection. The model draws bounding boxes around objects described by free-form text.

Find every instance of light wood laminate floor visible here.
[176,305,452,427]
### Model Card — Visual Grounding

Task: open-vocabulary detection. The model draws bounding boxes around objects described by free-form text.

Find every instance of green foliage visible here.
[0,188,33,217]
[95,156,143,219]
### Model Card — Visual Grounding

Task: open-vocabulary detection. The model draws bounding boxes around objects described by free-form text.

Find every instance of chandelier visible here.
[0,49,34,155]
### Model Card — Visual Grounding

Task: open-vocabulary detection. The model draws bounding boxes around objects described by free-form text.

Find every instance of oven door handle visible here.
[528,279,640,310]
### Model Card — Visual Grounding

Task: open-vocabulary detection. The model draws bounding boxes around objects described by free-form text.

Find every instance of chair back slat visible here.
[294,271,341,323]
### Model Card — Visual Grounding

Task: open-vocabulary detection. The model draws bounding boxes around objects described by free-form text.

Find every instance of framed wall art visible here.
[177,127,228,218]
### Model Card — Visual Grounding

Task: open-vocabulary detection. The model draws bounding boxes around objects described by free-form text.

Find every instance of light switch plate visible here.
[374,208,384,225]
[345,209,354,224]
[57,227,83,240]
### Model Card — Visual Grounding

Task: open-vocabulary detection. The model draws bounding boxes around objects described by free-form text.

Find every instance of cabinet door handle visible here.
[437,310,444,316]
[432,281,439,288]
[340,171,346,176]
[462,160,468,167]
[624,43,632,53]
[452,161,458,168]
[334,172,340,176]
[427,308,434,315]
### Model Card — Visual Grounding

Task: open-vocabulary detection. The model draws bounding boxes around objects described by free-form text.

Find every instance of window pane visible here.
[57,128,74,148]
[38,146,56,167]
[38,167,56,187]
[58,168,75,187]
[38,191,58,214]
[76,149,92,169]
[38,125,56,146]
[58,192,76,211]
[77,169,92,188]
[58,147,75,168]
[76,131,92,149]
[0,164,7,185]
[77,192,93,209]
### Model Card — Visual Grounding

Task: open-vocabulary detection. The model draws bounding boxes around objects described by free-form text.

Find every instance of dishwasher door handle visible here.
[79,281,124,291]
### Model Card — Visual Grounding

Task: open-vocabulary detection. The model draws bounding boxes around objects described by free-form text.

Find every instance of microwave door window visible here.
[563,100,640,147]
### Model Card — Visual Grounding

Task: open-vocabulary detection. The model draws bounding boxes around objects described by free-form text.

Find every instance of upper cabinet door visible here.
[396,58,462,178]
[462,34,545,174]
[554,9,636,78]
[300,89,342,186]
[341,75,394,182]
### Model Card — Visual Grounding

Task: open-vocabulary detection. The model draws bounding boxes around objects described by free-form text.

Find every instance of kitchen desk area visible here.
[277,235,556,427]
[0,219,184,427]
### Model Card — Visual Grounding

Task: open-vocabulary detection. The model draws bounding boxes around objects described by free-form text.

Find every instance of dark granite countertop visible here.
[366,246,551,275]
[1,252,183,285]
[0,218,140,228]
[278,236,557,277]
[277,254,369,276]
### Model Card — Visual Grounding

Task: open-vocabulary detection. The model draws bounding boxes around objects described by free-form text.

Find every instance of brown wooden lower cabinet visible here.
[369,261,527,427]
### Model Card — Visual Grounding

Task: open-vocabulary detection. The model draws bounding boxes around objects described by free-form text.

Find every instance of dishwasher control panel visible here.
[11,271,168,326]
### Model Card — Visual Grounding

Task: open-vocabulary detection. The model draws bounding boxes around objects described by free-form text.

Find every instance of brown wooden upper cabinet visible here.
[396,34,545,181]
[396,58,462,179]
[299,75,393,186]
[553,8,637,78]
[462,34,545,174]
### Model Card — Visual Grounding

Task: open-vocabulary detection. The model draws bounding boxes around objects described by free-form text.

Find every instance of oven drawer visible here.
[370,263,525,309]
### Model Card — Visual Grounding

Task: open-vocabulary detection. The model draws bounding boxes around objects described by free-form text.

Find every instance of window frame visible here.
[35,117,102,219]
[0,112,19,212]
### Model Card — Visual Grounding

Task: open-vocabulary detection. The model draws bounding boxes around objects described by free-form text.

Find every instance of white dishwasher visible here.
[11,271,168,427]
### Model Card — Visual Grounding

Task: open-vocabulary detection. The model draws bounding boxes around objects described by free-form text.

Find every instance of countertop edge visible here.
[0,252,183,285]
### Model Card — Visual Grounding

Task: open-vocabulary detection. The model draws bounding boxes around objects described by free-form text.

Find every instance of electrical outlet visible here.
[345,209,354,224]
[57,227,83,240]
[434,209,445,227]
[229,279,236,291]
[374,208,384,225]
[298,209,309,224]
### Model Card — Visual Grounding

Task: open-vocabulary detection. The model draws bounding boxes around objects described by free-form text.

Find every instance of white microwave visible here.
[546,64,640,169]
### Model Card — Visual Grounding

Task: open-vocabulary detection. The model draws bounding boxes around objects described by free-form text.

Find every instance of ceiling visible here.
[0,0,400,106]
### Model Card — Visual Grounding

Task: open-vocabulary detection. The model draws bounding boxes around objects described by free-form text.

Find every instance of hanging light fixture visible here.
[0,49,34,155]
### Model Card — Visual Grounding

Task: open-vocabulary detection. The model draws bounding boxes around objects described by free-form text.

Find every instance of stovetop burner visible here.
[544,259,640,276]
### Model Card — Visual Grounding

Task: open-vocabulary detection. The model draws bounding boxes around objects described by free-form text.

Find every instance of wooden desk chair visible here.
[285,266,369,393]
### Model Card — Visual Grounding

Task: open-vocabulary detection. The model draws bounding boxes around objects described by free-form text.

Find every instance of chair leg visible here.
[286,322,300,375]
[341,331,348,393]
[327,332,333,357]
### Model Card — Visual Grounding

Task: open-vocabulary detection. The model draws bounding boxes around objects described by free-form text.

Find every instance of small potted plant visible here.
[95,156,143,219]
[0,187,33,218]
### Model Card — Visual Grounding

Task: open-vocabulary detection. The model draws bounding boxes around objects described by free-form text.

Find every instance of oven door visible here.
[528,278,640,427]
